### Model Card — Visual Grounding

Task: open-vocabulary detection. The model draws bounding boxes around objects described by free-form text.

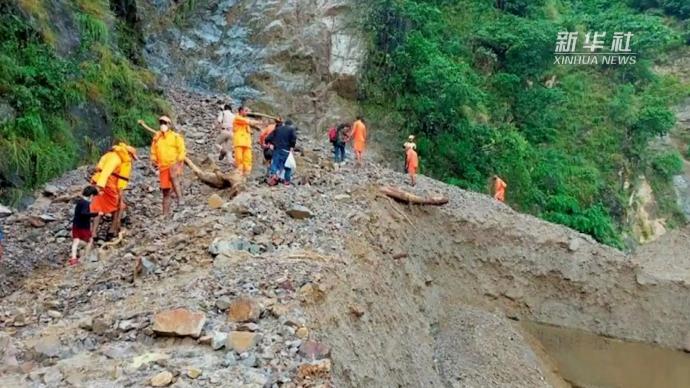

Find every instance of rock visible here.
[296,327,309,339]
[269,304,289,318]
[227,331,259,353]
[298,283,325,304]
[237,322,260,332]
[241,353,257,367]
[568,237,581,252]
[129,353,170,369]
[186,368,202,379]
[227,297,261,322]
[216,296,232,310]
[140,257,157,274]
[212,331,227,350]
[286,205,313,219]
[150,370,173,386]
[298,340,331,360]
[92,317,111,335]
[198,335,212,345]
[47,310,63,319]
[334,194,350,200]
[33,335,61,358]
[0,204,13,218]
[208,194,225,209]
[43,366,63,385]
[39,214,57,222]
[223,352,237,367]
[152,308,206,338]
[119,319,138,331]
[12,307,28,326]
[42,185,60,197]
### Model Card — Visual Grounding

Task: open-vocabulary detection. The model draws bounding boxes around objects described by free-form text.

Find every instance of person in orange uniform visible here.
[141,116,186,217]
[233,106,261,177]
[259,117,282,177]
[492,175,507,202]
[405,142,418,186]
[90,142,138,240]
[349,116,367,167]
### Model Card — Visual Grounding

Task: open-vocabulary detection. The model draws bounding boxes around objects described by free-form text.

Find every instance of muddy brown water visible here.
[523,321,690,388]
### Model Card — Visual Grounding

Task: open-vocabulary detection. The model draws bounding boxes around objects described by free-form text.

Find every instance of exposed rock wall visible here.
[139,0,365,131]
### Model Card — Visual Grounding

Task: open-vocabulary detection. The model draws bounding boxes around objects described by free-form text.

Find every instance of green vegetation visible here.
[0,1,167,204]
[360,0,689,247]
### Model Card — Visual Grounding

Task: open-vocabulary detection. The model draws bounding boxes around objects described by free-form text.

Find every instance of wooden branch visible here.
[380,186,449,206]
[247,112,279,121]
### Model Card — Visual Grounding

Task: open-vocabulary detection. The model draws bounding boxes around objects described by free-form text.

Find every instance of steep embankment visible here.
[1,89,690,387]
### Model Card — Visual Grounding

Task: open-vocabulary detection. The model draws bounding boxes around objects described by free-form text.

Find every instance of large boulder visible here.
[152,308,206,338]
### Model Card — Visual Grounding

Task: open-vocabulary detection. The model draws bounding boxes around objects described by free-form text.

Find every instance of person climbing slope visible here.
[90,142,138,240]
[260,117,282,177]
[141,116,187,217]
[349,116,367,167]
[492,175,507,202]
[233,106,262,177]
[69,186,102,266]
[405,142,418,186]
[266,119,297,186]
[215,103,235,162]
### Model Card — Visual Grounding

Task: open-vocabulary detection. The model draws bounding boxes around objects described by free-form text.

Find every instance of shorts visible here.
[90,186,121,214]
[159,164,182,190]
[72,227,92,241]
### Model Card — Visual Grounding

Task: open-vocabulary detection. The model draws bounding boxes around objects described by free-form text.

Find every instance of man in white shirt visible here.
[215,104,235,162]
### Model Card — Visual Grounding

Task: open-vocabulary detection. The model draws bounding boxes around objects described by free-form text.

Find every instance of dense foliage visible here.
[0,0,167,204]
[360,0,689,247]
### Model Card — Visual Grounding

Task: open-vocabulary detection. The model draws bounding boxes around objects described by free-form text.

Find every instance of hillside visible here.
[359,0,690,247]
[1,89,690,387]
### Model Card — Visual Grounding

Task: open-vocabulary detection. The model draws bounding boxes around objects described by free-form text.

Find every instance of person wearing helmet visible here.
[259,117,282,177]
[90,142,138,240]
[492,175,507,202]
[403,135,416,173]
[215,103,235,163]
[141,116,187,217]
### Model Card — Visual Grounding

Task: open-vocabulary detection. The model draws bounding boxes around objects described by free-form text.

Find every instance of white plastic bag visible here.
[285,151,296,170]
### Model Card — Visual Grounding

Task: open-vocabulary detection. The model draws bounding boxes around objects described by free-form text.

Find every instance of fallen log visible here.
[379,186,449,206]
[139,122,244,191]
[247,111,280,121]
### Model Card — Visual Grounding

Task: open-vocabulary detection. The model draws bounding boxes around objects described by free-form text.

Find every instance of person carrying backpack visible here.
[333,123,350,164]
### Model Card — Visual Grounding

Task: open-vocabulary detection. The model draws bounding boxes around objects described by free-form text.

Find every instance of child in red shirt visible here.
[69,186,101,266]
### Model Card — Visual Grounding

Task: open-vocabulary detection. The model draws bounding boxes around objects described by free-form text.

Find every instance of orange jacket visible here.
[494,178,507,201]
[151,131,186,168]
[91,144,134,190]
[406,148,418,170]
[259,124,276,147]
[233,115,252,148]
[350,120,367,143]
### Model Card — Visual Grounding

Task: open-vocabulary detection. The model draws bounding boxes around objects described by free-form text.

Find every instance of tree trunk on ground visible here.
[380,186,449,206]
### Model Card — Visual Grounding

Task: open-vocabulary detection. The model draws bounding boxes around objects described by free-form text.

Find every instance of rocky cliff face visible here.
[139,0,364,131]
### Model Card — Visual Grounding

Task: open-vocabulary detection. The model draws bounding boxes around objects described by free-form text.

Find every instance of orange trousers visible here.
[234,146,252,175]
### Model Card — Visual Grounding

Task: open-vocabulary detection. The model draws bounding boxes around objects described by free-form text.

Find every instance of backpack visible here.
[327,127,337,143]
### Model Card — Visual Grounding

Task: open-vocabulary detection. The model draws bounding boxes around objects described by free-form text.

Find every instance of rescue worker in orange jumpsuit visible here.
[259,117,282,177]
[141,116,187,217]
[492,175,507,202]
[233,106,261,177]
[90,143,138,240]
[405,142,418,186]
[349,116,367,167]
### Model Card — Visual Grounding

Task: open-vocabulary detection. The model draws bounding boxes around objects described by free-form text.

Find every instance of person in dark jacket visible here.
[334,123,350,164]
[69,186,102,266]
[266,120,297,185]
